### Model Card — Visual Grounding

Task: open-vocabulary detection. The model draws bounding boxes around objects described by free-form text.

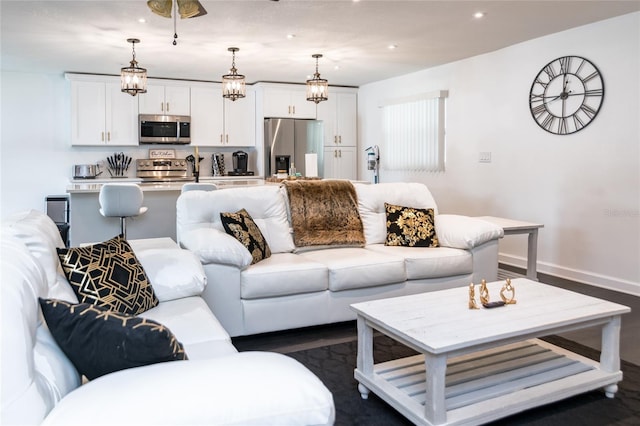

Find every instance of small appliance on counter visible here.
[228,150,254,176]
[73,164,102,179]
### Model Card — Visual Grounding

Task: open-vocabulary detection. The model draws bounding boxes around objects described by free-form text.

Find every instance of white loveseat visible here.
[1,210,335,425]
[176,181,504,337]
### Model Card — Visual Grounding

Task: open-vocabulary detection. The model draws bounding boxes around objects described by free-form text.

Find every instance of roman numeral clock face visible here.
[529,56,604,135]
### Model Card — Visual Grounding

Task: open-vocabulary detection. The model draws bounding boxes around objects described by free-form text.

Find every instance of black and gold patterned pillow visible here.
[220,209,271,264]
[39,298,187,380]
[56,235,158,315]
[384,203,439,247]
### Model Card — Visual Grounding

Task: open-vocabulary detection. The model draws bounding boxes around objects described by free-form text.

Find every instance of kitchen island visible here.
[66,177,265,246]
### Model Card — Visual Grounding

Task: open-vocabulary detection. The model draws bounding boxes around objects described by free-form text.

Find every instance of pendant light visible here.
[120,38,147,96]
[306,54,328,104]
[222,47,246,101]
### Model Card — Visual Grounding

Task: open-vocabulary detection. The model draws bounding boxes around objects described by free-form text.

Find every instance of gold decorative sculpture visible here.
[500,278,517,304]
[479,279,490,305]
[468,279,517,309]
[468,283,479,309]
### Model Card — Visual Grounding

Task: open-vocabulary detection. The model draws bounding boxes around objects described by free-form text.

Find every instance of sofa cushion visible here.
[134,247,206,302]
[240,253,328,299]
[57,235,158,315]
[365,244,473,279]
[139,296,237,360]
[221,209,271,265]
[300,247,406,291]
[435,214,504,249]
[2,209,77,302]
[1,238,81,425]
[176,186,295,254]
[384,203,439,247]
[180,228,253,268]
[39,299,187,381]
[354,183,439,245]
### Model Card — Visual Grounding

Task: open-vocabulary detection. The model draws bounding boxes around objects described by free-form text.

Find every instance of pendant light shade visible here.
[306,54,328,104]
[222,47,246,101]
[121,38,147,96]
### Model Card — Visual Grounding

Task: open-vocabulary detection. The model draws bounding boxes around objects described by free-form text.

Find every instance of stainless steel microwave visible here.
[139,114,191,144]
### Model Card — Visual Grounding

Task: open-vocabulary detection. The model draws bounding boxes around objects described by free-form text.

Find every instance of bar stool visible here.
[98,184,148,239]
[181,183,217,193]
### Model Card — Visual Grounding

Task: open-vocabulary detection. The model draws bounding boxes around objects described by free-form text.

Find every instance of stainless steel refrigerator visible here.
[264,118,324,177]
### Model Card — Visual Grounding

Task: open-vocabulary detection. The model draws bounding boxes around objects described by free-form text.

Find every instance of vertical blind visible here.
[381,90,448,172]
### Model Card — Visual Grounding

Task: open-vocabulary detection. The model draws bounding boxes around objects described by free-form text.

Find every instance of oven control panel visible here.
[136,159,189,181]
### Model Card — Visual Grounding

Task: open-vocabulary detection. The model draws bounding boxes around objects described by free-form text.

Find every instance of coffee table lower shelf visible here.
[354,338,622,426]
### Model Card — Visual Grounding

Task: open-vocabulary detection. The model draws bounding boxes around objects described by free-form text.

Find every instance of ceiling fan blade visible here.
[178,0,207,19]
[147,0,172,18]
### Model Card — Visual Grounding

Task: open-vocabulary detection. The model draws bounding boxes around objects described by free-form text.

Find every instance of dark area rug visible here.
[285,334,640,426]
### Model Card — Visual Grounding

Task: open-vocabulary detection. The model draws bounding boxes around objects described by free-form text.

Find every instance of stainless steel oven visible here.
[139,114,191,144]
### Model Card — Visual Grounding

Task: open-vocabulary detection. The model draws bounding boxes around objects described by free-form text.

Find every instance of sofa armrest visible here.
[180,228,252,269]
[435,214,504,249]
[41,353,335,426]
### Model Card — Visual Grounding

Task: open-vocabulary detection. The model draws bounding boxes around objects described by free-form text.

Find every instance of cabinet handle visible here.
[334,135,337,145]
[161,103,164,112]
[339,135,342,144]
[166,102,170,112]
[334,150,337,158]
[339,149,342,158]
[107,131,111,141]
[292,105,296,115]
[226,134,229,144]
[220,134,224,143]
[101,132,104,142]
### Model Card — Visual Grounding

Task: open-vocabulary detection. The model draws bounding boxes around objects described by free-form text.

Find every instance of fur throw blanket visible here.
[283,180,365,249]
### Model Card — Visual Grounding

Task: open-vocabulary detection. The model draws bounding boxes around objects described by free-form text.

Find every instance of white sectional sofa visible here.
[1,210,335,425]
[176,181,504,337]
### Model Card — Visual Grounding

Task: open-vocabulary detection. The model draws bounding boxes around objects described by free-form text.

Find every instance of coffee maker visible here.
[228,150,254,176]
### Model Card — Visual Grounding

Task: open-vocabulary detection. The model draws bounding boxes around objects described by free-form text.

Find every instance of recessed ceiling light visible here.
[138,17,147,24]
[334,65,340,70]
[287,34,295,39]
[388,44,398,50]
[473,12,486,19]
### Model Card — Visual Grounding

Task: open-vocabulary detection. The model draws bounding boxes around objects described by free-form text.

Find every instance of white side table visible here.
[476,216,544,280]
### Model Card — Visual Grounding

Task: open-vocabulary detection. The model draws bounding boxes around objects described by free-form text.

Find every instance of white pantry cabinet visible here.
[139,83,190,115]
[261,84,317,119]
[317,89,357,147]
[190,85,256,147]
[69,77,138,146]
[323,146,357,180]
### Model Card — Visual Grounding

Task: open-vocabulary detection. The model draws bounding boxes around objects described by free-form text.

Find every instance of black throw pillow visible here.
[384,203,439,247]
[39,298,187,380]
[220,208,271,264]
[56,235,158,315]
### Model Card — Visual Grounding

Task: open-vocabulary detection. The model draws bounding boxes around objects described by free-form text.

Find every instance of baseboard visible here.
[498,253,640,297]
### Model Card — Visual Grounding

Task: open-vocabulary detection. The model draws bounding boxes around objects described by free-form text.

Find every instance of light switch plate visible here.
[479,152,492,163]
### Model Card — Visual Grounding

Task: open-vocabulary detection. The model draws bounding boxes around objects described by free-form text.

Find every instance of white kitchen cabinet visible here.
[323,146,357,180]
[139,83,190,115]
[70,79,138,146]
[262,84,317,118]
[190,85,255,147]
[317,89,357,147]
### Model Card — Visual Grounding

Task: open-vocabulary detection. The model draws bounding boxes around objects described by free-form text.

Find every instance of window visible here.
[381,90,448,172]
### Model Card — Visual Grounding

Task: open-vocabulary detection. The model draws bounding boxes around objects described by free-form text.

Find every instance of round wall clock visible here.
[529,55,604,135]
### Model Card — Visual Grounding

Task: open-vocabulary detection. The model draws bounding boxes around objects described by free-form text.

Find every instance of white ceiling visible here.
[1,1,639,87]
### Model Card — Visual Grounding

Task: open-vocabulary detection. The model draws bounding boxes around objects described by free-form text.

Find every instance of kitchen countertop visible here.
[67,176,266,193]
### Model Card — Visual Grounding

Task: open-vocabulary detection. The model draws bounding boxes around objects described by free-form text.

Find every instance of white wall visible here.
[358,13,640,295]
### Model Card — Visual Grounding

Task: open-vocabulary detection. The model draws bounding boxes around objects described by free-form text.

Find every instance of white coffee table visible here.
[351,278,630,425]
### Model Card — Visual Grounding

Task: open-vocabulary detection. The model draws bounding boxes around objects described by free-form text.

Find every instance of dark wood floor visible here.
[233,268,639,365]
